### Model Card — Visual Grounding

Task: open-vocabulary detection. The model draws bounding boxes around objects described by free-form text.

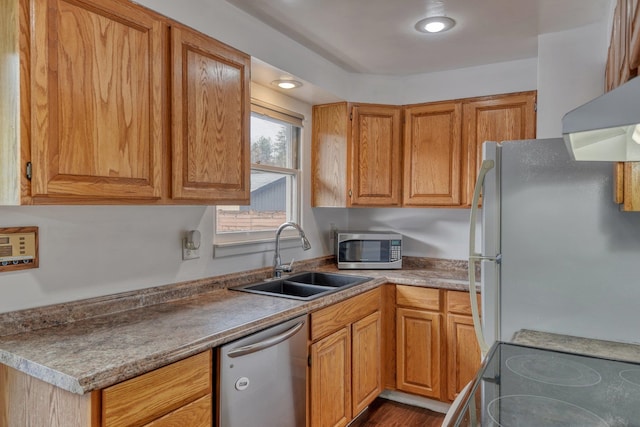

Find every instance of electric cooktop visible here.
[451,342,640,426]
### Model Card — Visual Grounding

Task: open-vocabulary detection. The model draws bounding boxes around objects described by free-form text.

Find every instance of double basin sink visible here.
[232,271,372,301]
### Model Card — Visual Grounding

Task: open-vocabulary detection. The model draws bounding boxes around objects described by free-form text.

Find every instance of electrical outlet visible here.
[329,223,337,249]
[182,230,201,260]
[182,246,200,260]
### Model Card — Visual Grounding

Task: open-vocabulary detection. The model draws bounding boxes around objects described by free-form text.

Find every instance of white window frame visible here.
[213,100,303,256]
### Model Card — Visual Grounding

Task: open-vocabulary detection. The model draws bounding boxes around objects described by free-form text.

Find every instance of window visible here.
[215,100,303,247]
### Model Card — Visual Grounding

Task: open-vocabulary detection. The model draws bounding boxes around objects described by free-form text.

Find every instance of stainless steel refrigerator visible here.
[469,138,640,353]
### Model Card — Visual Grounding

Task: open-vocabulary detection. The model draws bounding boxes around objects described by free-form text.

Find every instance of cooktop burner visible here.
[505,354,602,387]
[487,395,608,427]
[619,369,640,387]
[449,342,640,426]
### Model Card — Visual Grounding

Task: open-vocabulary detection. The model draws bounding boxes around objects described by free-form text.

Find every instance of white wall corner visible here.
[537,22,609,138]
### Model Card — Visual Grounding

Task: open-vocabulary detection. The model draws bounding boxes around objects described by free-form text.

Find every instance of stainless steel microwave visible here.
[335,232,402,269]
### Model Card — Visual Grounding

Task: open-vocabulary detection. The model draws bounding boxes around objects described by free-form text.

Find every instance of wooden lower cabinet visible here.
[395,286,481,403]
[446,314,480,401]
[352,311,383,415]
[446,291,482,401]
[310,327,352,427]
[309,288,382,427]
[102,351,212,427]
[0,363,99,427]
[144,395,211,427]
[0,351,212,427]
[396,307,442,399]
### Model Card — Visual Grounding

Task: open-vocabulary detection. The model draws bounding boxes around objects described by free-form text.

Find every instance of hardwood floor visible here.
[350,398,445,427]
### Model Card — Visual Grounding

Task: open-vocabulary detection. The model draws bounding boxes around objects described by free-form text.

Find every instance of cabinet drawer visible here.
[311,288,381,341]
[144,395,211,427]
[447,290,481,316]
[396,285,440,311]
[102,351,212,427]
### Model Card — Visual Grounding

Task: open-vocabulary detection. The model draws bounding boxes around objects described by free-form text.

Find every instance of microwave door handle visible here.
[468,159,494,357]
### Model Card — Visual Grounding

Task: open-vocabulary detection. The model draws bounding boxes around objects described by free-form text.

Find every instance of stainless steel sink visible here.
[232,271,372,301]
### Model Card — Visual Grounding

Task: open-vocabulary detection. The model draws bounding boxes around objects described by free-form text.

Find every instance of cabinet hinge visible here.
[349,112,353,121]
[26,162,32,181]
[534,102,537,112]
[348,189,352,197]
[307,355,312,367]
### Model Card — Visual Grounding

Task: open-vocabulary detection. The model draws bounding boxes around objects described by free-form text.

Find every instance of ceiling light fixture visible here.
[271,79,303,89]
[415,16,456,34]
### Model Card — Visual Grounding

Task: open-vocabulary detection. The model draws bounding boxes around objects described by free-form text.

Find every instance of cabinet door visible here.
[446,314,481,402]
[396,307,442,399]
[31,0,164,201]
[616,162,640,210]
[462,91,536,206]
[102,351,212,427]
[312,103,349,207]
[403,102,462,206]
[143,395,211,427]
[612,0,640,211]
[171,25,250,203]
[352,311,382,415]
[350,105,402,206]
[310,327,352,427]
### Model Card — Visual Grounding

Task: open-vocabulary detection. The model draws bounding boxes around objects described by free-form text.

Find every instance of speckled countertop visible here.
[0,256,474,395]
[513,329,640,364]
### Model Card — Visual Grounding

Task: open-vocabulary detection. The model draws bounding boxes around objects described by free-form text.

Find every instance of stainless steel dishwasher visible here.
[219,314,308,427]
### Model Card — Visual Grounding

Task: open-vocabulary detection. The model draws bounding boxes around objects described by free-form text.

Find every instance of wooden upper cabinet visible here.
[170,25,250,203]
[2,0,251,205]
[312,92,535,208]
[311,103,401,207]
[462,91,536,206]
[608,0,640,211]
[312,103,349,207]
[403,102,462,206]
[30,0,165,201]
[350,104,402,206]
[628,0,640,72]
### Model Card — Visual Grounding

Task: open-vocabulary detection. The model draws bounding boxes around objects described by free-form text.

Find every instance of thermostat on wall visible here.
[0,227,39,272]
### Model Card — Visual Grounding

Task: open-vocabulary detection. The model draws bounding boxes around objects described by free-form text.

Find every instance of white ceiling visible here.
[228,0,613,76]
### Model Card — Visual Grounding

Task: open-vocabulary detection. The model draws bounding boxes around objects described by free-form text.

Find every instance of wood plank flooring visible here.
[350,398,445,427]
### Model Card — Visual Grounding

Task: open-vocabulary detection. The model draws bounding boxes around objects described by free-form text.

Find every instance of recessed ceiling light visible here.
[271,79,303,89]
[415,16,456,34]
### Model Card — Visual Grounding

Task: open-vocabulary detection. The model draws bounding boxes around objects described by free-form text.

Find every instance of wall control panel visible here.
[0,227,39,272]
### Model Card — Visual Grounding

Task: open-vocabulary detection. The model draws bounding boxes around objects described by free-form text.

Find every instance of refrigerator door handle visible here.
[468,159,495,357]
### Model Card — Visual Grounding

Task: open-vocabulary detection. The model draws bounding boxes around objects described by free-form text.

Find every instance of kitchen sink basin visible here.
[232,271,372,301]
[283,271,370,288]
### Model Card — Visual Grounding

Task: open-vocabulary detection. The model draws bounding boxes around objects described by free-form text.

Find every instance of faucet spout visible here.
[274,222,312,278]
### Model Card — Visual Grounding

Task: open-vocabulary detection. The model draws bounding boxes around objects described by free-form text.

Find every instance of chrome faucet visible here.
[273,222,312,278]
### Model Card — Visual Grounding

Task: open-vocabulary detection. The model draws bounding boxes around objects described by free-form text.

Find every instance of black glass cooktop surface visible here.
[453,342,640,426]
